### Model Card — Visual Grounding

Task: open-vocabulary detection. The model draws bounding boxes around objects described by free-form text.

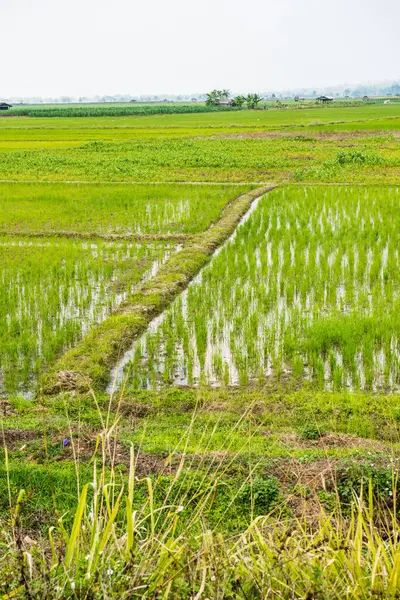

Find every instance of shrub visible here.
[237,476,281,515]
[335,463,396,507]
[334,150,386,166]
[299,423,323,440]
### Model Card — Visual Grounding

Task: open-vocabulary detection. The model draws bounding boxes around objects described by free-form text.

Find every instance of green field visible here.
[2,102,400,598]
[1,100,399,127]
[0,182,252,235]
[0,237,176,395]
[0,103,399,185]
[4,102,238,118]
[119,186,400,392]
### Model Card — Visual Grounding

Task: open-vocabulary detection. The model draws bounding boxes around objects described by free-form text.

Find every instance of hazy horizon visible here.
[1,0,399,98]
[3,75,400,102]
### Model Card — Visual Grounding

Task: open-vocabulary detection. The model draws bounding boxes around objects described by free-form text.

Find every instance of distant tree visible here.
[205,90,219,106]
[205,89,232,105]
[253,94,262,107]
[246,93,262,109]
[232,95,246,108]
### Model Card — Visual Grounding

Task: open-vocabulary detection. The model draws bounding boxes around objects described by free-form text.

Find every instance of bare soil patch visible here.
[2,428,41,450]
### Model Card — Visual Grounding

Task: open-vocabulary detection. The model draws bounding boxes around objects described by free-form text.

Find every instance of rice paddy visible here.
[0,237,175,395]
[117,185,400,392]
[0,182,253,235]
[2,102,400,598]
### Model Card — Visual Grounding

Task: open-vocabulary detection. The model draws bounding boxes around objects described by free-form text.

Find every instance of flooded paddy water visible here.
[112,185,400,393]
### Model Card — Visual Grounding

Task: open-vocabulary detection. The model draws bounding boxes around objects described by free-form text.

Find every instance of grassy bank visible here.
[2,387,400,597]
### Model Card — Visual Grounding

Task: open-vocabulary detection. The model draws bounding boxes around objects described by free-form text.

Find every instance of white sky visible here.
[1,0,399,97]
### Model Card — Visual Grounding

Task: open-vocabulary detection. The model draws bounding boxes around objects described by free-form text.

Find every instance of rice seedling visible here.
[0,237,175,396]
[0,182,253,235]
[119,185,400,392]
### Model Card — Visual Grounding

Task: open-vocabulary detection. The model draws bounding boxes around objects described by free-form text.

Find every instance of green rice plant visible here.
[0,182,253,235]
[121,185,400,393]
[0,237,174,395]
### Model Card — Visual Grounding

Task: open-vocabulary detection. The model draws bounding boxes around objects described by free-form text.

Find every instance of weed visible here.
[299,424,324,440]
[237,476,282,516]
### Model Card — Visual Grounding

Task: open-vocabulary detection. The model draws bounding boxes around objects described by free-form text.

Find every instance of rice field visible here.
[1,136,399,184]
[0,237,175,395]
[117,185,400,392]
[1,101,399,130]
[2,102,400,598]
[0,183,253,235]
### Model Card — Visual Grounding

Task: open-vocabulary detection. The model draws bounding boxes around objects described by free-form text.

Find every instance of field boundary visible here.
[41,184,276,394]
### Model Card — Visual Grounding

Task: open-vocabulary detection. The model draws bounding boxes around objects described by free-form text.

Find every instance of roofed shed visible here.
[215,99,234,106]
[316,96,334,103]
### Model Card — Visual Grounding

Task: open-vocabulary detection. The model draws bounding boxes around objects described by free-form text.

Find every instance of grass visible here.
[4,479,400,598]
[1,102,399,129]
[0,135,398,184]
[2,388,400,597]
[0,104,399,185]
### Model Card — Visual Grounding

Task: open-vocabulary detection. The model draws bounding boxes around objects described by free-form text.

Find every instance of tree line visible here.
[205,90,263,109]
